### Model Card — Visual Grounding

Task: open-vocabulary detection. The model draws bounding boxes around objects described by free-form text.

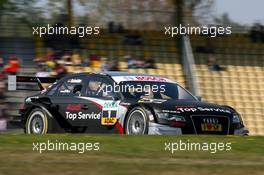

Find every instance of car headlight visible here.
[233,113,241,123]
[157,113,185,122]
[169,115,186,122]
[168,114,186,128]
[157,113,186,128]
[157,112,170,119]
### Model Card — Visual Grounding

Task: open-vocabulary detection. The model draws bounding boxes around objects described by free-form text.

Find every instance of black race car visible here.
[9,72,248,135]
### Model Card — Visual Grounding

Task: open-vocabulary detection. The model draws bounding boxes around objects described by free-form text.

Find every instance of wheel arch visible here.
[24,104,66,133]
[24,104,53,121]
[122,103,157,133]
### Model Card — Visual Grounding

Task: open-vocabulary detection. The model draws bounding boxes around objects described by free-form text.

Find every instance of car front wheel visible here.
[125,107,149,135]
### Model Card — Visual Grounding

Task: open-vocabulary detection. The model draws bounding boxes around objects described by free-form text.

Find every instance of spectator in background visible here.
[250,23,264,43]
[81,54,90,67]
[3,55,19,75]
[125,55,137,68]
[61,51,73,66]
[90,54,99,61]
[108,21,124,33]
[135,57,145,68]
[100,57,109,72]
[123,32,143,45]
[109,60,120,71]
[36,64,50,77]
[42,48,56,70]
[34,48,53,63]
[54,61,67,78]
[207,55,225,71]
[117,23,124,33]
[126,55,151,69]
[108,21,115,33]
[90,54,100,68]
[43,48,55,62]
[71,50,82,66]
[143,56,156,68]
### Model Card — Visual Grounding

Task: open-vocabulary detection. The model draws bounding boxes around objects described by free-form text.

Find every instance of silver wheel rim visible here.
[31,116,44,134]
[27,111,45,134]
[127,110,146,135]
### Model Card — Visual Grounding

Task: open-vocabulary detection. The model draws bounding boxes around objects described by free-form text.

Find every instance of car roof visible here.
[70,71,157,77]
[105,71,155,77]
[65,71,176,83]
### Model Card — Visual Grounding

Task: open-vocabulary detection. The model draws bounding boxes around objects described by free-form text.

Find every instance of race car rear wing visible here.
[8,75,59,91]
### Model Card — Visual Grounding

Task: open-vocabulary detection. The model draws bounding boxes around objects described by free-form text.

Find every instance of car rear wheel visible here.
[25,108,49,134]
[125,107,149,135]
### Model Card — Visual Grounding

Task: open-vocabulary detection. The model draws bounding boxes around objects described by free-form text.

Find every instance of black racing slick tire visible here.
[125,107,149,135]
[25,108,60,134]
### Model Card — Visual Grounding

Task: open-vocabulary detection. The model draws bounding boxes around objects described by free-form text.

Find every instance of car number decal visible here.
[101,101,118,125]
[101,110,117,125]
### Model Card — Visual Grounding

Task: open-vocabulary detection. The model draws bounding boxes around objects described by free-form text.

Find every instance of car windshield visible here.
[119,81,196,100]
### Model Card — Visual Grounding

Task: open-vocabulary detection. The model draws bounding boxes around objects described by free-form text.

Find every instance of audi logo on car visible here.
[203,118,219,124]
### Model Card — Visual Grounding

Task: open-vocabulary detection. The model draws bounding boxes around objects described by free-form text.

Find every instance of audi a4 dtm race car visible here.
[9,72,249,135]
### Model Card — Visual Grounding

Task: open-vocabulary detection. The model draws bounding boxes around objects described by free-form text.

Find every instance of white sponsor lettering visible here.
[66,112,101,120]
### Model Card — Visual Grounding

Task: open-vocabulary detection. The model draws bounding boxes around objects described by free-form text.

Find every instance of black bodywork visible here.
[19,72,248,135]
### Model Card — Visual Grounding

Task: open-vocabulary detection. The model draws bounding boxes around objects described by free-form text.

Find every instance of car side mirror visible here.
[195,96,202,101]
[105,92,120,101]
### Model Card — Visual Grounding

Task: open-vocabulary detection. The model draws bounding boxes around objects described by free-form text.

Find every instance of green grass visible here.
[0,134,263,175]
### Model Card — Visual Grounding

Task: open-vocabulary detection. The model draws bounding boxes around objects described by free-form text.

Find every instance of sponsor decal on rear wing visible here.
[8,75,59,91]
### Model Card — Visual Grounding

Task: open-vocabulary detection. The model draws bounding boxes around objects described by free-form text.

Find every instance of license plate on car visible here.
[201,123,222,131]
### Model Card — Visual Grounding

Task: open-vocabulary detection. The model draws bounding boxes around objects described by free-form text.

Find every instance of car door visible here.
[49,75,93,127]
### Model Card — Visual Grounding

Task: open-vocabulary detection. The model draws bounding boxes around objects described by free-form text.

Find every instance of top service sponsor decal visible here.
[65,104,101,121]
[175,106,231,113]
[66,111,101,121]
